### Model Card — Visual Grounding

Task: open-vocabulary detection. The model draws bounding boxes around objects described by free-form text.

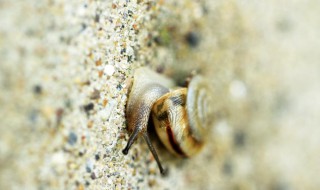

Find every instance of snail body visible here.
[122,67,211,175]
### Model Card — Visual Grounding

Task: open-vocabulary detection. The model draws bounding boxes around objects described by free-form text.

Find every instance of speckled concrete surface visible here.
[0,0,320,189]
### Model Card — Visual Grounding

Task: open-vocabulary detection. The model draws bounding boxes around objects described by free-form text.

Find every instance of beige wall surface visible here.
[0,0,319,189]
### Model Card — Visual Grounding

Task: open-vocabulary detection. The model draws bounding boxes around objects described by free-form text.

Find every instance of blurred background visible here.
[0,0,319,189]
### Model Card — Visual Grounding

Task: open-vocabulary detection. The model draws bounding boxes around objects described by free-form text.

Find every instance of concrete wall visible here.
[0,0,319,189]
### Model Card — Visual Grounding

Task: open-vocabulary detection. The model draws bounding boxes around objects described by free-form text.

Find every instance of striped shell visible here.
[152,76,210,157]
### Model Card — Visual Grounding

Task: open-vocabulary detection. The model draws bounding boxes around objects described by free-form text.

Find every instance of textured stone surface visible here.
[0,0,319,189]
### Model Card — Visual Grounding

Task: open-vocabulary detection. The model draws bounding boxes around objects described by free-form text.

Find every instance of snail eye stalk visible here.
[122,128,166,175]
[142,132,166,175]
[122,128,140,155]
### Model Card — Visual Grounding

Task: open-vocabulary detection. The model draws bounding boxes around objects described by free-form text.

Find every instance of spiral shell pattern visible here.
[151,76,212,157]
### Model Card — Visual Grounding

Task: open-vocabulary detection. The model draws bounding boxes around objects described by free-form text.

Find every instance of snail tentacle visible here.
[123,68,174,175]
[123,84,168,154]
[123,86,167,174]
[142,132,166,175]
[122,128,140,155]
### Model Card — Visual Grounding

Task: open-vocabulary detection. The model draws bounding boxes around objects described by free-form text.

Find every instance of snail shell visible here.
[122,67,212,174]
[152,75,211,157]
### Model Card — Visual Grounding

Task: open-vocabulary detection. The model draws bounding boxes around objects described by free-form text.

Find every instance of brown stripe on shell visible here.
[155,101,165,113]
[166,124,187,157]
[169,94,186,107]
[157,111,168,121]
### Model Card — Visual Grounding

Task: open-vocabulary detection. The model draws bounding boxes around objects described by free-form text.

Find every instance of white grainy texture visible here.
[104,65,115,77]
[0,0,320,189]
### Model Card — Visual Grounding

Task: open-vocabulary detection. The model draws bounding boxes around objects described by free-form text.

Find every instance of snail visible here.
[122,67,212,175]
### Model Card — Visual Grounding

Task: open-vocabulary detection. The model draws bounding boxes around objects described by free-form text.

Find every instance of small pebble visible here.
[99,99,116,121]
[86,159,94,173]
[222,159,233,176]
[79,151,84,157]
[214,120,231,137]
[91,172,97,180]
[234,130,246,148]
[28,109,38,123]
[94,13,100,23]
[104,65,115,76]
[77,184,84,190]
[55,108,64,125]
[90,89,100,100]
[116,84,122,90]
[185,31,200,47]
[126,46,134,56]
[95,59,102,66]
[83,103,94,112]
[229,80,247,99]
[128,10,133,17]
[33,84,42,94]
[68,132,78,145]
[148,178,156,187]
[87,120,94,128]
